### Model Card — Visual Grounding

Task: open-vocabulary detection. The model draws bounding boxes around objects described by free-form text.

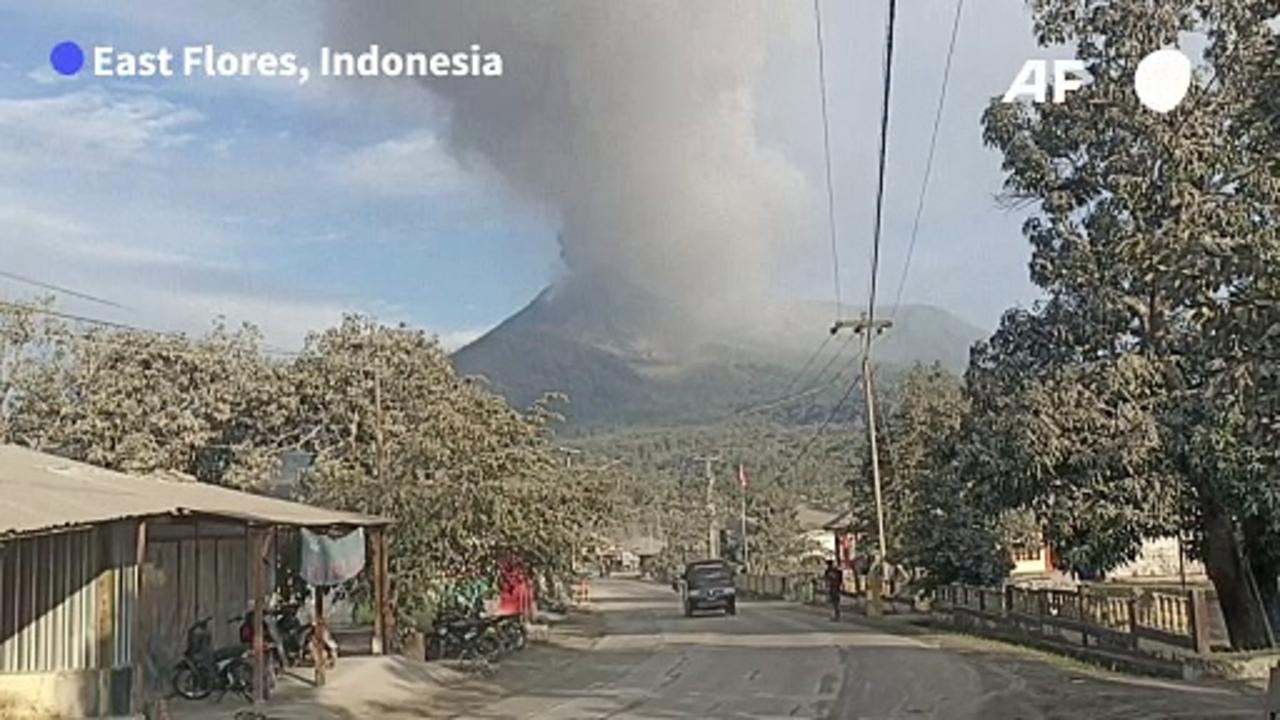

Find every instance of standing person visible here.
[823,560,843,621]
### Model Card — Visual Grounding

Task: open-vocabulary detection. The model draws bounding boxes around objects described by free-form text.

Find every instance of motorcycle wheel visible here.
[229,658,275,702]
[471,634,502,662]
[300,628,338,667]
[426,636,446,661]
[229,660,254,702]
[171,661,211,700]
[508,623,527,651]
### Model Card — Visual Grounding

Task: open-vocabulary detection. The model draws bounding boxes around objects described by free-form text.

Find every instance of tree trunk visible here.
[1242,517,1280,635]
[1201,502,1273,649]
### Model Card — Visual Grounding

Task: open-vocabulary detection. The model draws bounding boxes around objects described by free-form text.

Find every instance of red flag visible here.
[738,464,749,489]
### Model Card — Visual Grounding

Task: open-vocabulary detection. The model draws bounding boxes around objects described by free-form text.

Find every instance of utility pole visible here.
[694,455,720,559]
[373,371,386,482]
[831,314,893,574]
[741,478,748,570]
[555,446,582,469]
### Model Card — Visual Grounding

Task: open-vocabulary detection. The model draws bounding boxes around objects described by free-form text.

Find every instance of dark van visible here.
[678,559,737,617]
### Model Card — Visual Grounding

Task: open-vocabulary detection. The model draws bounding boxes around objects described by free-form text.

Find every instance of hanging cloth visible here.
[300,527,366,587]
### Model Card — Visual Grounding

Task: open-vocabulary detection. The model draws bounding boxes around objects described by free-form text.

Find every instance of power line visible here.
[0,300,142,332]
[865,0,900,325]
[723,331,859,423]
[0,270,131,310]
[890,0,965,321]
[790,330,858,396]
[776,351,867,484]
[777,333,834,400]
[0,300,300,357]
[813,0,843,318]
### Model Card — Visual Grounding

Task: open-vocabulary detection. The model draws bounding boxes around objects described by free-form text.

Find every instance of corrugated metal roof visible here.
[0,444,387,539]
[796,505,841,532]
[820,508,867,532]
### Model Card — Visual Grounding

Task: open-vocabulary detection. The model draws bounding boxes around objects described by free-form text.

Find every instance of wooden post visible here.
[1127,594,1140,650]
[129,520,149,715]
[250,527,267,705]
[1189,588,1213,654]
[375,527,392,654]
[370,527,385,655]
[95,525,116,710]
[313,588,326,686]
[1078,587,1089,647]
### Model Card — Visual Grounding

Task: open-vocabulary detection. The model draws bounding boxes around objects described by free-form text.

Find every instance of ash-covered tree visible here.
[741,484,809,573]
[8,310,287,486]
[875,364,1012,587]
[292,316,603,626]
[982,0,1280,647]
[0,298,65,443]
[3,304,609,631]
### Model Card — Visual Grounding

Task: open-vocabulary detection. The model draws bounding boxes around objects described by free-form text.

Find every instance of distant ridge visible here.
[452,279,986,429]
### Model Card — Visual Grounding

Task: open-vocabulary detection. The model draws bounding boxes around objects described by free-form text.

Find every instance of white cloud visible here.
[0,88,202,168]
[0,204,91,237]
[25,65,75,86]
[131,286,356,351]
[436,327,487,351]
[0,195,237,273]
[331,130,476,197]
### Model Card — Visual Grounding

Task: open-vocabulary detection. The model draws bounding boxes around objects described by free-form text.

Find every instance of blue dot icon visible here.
[50,41,84,76]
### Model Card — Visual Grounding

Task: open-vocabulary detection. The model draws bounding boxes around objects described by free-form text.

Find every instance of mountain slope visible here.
[452,281,987,429]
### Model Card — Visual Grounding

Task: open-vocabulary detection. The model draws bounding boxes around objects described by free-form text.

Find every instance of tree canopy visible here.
[0,303,608,631]
[973,0,1280,647]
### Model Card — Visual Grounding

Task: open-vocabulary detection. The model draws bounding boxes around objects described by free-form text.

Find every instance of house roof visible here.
[0,444,388,539]
[796,505,842,532]
[820,508,871,532]
[619,535,665,556]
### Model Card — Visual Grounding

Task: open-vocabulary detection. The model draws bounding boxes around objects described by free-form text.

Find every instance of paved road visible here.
[408,578,1260,719]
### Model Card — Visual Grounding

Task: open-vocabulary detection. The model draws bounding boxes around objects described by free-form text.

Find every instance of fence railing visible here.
[935,583,1213,655]
[737,573,818,604]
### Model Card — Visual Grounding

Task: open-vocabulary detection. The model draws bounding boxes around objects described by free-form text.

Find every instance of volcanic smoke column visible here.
[326,1,808,327]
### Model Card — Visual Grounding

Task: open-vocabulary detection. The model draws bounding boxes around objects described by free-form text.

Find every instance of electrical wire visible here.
[0,300,141,331]
[865,0,900,326]
[775,351,867,484]
[0,300,301,357]
[778,333,834,400]
[889,0,965,322]
[0,270,131,310]
[723,331,859,423]
[813,0,843,319]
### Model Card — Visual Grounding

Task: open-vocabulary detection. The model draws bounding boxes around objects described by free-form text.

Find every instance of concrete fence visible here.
[935,583,1214,656]
[738,574,819,604]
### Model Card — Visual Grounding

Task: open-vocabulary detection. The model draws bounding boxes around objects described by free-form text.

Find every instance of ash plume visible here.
[326,1,809,333]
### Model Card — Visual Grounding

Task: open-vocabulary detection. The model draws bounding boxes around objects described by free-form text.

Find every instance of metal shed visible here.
[0,444,390,718]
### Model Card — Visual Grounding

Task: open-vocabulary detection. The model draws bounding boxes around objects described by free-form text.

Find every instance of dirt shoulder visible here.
[791,601,1262,719]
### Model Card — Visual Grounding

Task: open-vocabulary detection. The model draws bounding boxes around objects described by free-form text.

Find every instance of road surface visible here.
[398,578,1259,719]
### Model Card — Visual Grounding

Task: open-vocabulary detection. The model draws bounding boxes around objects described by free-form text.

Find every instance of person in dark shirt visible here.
[823,560,843,621]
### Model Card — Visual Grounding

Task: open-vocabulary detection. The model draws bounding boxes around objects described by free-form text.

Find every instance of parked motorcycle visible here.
[233,611,287,678]
[171,617,273,702]
[492,613,527,654]
[272,603,338,668]
[426,613,502,662]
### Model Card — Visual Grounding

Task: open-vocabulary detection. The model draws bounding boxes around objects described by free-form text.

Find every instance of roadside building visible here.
[0,444,390,718]
[795,506,841,565]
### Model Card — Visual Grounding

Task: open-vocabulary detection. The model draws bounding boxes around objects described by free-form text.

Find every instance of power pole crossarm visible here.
[830,316,893,337]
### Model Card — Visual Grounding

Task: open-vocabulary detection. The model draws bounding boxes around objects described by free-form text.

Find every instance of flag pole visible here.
[739,464,749,571]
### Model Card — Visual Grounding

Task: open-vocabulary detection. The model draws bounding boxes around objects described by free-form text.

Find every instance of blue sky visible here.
[0,1,1047,349]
